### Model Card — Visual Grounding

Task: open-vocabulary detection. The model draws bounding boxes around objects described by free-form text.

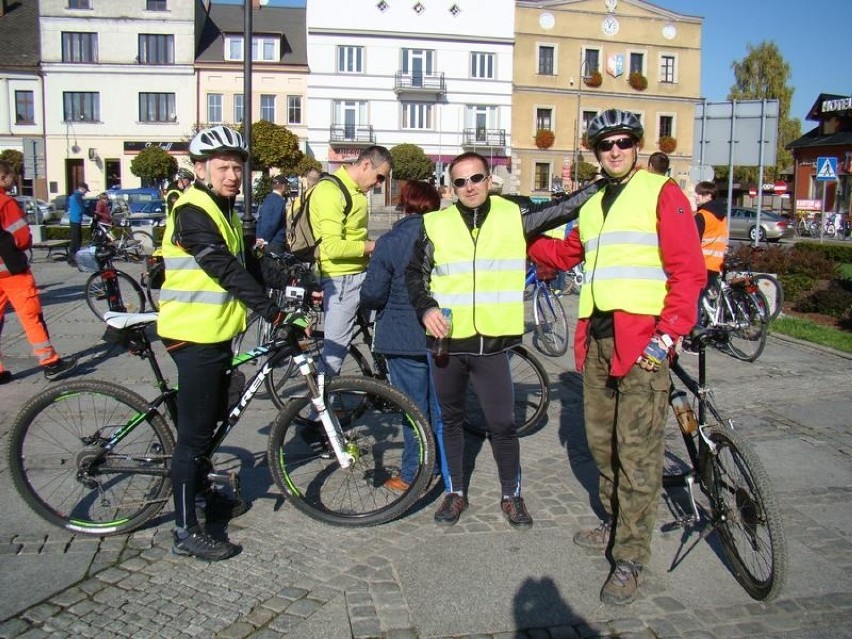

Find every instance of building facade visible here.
[512,0,701,196]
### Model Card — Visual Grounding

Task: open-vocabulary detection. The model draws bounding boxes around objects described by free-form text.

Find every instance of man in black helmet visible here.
[165,168,195,213]
[529,109,705,605]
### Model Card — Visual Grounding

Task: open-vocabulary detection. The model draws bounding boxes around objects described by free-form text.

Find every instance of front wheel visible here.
[532,285,569,357]
[752,273,783,321]
[142,260,165,311]
[267,376,434,527]
[7,380,175,536]
[84,269,146,319]
[701,426,787,601]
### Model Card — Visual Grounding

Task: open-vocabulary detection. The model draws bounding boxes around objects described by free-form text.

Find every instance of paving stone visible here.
[48,587,88,608]
[0,543,22,555]
[215,621,255,639]
[548,625,582,639]
[285,598,323,618]
[20,603,61,625]
[0,618,31,639]
[351,618,383,638]
[95,566,131,584]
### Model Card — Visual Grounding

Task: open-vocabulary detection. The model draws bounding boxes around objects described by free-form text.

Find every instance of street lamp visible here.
[242,0,255,242]
[572,51,591,190]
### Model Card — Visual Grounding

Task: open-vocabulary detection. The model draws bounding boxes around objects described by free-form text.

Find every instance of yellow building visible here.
[512,0,701,196]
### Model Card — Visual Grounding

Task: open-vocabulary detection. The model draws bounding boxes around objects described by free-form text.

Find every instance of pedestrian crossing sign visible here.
[816,156,838,181]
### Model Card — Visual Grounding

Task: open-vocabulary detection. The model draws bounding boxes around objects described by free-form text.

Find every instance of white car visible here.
[15,196,60,224]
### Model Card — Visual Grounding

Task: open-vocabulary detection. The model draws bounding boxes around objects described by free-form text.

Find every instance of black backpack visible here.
[286,174,352,264]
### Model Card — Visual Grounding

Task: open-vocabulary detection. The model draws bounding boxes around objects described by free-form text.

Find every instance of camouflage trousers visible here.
[583,336,669,566]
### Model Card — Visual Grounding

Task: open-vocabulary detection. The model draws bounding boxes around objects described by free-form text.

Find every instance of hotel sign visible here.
[821,96,852,114]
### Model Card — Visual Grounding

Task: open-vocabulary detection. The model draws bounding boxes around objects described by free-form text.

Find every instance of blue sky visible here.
[215,0,850,128]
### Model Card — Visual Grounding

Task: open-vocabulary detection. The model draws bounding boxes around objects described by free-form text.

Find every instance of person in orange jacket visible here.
[0,160,77,384]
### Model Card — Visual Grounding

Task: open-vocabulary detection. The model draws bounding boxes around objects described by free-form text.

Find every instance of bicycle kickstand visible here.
[661,474,701,532]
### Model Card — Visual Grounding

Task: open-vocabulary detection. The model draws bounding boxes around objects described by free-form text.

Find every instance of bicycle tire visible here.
[84,269,146,319]
[132,230,155,251]
[267,375,434,526]
[752,273,783,321]
[532,284,569,357]
[723,288,768,362]
[700,425,787,601]
[143,260,164,311]
[7,379,175,536]
[463,344,550,438]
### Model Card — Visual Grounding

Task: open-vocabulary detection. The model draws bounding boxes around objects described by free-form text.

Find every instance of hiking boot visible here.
[501,496,533,528]
[383,476,410,492]
[43,356,79,381]
[573,520,611,550]
[203,489,250,522]
[0,371,12,385]
[434,493,468,526]
[172,527,240,561]
[600,559,641,605]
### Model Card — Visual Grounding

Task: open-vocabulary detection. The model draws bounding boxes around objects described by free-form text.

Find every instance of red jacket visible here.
[528,179,705,377]
[0,187,32,277]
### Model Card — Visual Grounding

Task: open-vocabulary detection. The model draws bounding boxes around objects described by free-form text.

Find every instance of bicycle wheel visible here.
[132,230,155,251]
[267,375,434,526]
[7,380,175,536]
[723,288,768,362]
[752,273,783,321]
[532,285,569,357]
[463,344,550,438]
[143,261,164,311]
[700,425,787,601]
[84,269,146,319]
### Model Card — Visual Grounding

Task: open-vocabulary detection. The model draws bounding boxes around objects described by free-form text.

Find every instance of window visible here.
[224,35,280,62]
[146,0,167,10]
[138,34,174,65]
[234,94,244,124]
[287,96,302,125]
[660,55,676,83]
[538,45,555,75]
[535,108,553,131]
[402,102,433,129]
[534,162,551,191]
[61,32,98,63]
[466,105,497,141]
[629,52,644,75]
[207,94,223,123]
[15,91,35,124]
[139,93,175,123]
[583,48,600,74]
[333,100,368,139]
[338,46,364,73]
[470,52,495,79]
[260,95,275,122]
[402,48,435,85]
[68,0,91,8]
[582,110,597,133]
[659,115,674,138]
[63,92,99,122]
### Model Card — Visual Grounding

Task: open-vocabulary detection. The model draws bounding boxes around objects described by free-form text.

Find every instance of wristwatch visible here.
[657,333,674,350]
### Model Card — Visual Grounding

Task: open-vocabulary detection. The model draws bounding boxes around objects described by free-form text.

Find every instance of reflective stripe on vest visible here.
[157,186,247,342]
[423,198,526,338]
[578,170,668,318]
[699,209,728,272]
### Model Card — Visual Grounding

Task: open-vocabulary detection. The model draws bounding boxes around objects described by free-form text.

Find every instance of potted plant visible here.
[628,72,648,91]
[659,136,677,153]
[535,128,555,149]
[584,71,602,88]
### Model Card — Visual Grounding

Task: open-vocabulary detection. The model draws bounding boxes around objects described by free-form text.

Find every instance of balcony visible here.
[462,128,506,149]
[393,71,446,96]
[329,125,376,147]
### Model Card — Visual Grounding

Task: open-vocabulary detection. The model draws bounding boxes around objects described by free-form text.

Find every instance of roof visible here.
[0,0,40,69]
[787,126,852,150]
[806,93,849,121]
[196,4,307,66]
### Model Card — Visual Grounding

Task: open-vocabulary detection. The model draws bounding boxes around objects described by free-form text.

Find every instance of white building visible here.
[305,0,515,196]
[40,0,196,197]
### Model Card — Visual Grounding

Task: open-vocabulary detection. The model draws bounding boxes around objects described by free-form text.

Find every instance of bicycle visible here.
[698,273,768,362]
[77,240,147,319]
[724,247,784,321]
[140,248,164,311]
[525,261,569,357]
[94,213,154,262]
[7,295,436,534]
[663,325,787,601]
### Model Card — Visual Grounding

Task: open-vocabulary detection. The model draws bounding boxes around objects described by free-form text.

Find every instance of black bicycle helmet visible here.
[189,126,248,162]
[176,168,194,180]
[586,109,644,148]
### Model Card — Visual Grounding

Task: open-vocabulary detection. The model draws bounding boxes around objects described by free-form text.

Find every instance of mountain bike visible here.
[663,325,786,601]
[698,274,768,362]
[724,247,784,321]
[77,241,147,319]
[94,214,154,262]
[7,295,436,534]
[525,261,569,357]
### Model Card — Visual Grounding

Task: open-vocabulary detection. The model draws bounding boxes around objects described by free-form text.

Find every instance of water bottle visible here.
[432,308,452,366]
[670,388,698,435]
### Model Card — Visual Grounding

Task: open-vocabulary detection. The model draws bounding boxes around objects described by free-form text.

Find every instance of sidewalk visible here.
[0,252,851,638]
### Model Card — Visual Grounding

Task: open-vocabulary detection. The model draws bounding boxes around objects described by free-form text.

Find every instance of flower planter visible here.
[535,129,555,149]
[659,136,677,153]
[628,72,648,91]
[584,71,602,88]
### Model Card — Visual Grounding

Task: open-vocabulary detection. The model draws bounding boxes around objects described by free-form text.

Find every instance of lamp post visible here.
[242,0,257,242]
[572,52,591,190]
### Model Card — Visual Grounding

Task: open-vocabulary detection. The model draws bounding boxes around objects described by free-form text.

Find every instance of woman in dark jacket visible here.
[360,180,446,491]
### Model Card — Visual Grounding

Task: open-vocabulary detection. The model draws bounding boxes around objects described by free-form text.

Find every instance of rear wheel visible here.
[142,260,164,311]
[752,273,783,321]
[84,270,146,319]
[722,287,768,362]
[532,285,569,357]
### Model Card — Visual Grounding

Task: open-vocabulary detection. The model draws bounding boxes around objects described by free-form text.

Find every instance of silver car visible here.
[728,208,794,243]
[14,196,60,225]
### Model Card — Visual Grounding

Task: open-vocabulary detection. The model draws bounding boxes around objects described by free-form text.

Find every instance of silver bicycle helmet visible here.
[176,168,194,180]
[586,109,644,148]
[189,126,248,162]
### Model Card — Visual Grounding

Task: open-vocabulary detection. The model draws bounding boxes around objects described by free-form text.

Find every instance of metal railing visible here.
[462,128,506,147]
[329,125,375,144]
[393,71,446,94]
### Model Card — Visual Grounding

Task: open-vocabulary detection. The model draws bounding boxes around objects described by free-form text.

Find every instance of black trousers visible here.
[68,222,82,263]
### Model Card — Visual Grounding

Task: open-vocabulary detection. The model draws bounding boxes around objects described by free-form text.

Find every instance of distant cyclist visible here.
[165,168,195,214]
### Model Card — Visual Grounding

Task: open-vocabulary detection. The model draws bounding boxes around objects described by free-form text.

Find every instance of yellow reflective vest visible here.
[157,187,247,343]
[423,198,526,338]
[578,171,668,318]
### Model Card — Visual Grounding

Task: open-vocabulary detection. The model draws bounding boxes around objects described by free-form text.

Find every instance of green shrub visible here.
[727,244,837,280]
[780,273,815,302]
[793,281,852,318]
[44,226,93,242]
[793,241,852,264]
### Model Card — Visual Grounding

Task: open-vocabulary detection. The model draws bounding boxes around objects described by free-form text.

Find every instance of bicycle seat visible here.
[104,311,159,330]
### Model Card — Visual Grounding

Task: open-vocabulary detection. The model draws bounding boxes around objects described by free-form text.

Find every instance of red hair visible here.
[400,180,440,215]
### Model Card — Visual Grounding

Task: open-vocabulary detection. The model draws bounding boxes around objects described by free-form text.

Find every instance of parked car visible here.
[728,208,794,242]
[14,196,60,224]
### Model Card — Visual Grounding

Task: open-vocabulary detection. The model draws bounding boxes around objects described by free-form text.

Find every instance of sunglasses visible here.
[375,173,387,184]
[452,173,489,188]
[596,138,636,152]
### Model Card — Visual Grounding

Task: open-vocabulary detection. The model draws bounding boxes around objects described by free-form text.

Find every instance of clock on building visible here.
[662,23,677,40]
[601,15,619,36]
[539,12,555,30]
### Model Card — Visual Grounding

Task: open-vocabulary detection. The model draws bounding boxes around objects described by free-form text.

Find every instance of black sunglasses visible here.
[596,138,636,152]
[452,173,488,188]
[375,173,387,184]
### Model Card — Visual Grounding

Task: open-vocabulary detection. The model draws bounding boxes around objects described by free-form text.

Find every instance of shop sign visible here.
[123,141,189,153]
[796,199,821,211]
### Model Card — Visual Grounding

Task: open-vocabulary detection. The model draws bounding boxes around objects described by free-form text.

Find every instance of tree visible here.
[389,143,433,181]
[723,41,802,183]
[246,120,304,176]
[130,146,177,188]
[571,160,597,184]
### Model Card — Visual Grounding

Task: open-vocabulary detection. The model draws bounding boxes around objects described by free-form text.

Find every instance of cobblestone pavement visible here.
[1,241,851,638]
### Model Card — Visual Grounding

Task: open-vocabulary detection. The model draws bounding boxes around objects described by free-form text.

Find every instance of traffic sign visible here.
[816,156,838,181]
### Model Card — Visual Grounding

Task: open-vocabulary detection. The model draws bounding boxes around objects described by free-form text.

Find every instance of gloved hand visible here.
[636,335,669,372]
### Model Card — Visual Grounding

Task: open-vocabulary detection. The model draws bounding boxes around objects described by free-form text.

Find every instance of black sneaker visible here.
[434,493,468,526]
[43,356,79,381]
[204,490,250,522]
[0,371,12,385]
[172,527,239,561]
[501,496,533,528]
